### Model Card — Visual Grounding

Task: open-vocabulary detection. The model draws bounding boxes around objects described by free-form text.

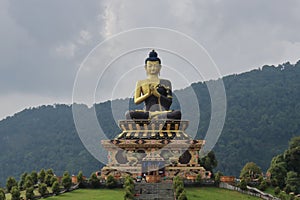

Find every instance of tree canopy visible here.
[0,60,300,185]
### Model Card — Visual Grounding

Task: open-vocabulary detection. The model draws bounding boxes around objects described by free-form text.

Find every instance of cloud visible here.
[0,0,300,119]
[0,0,103,97]
[99,0,300,75]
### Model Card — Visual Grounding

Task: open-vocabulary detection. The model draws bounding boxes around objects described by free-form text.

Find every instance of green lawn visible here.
[186,187,261,200]
[46,189,124,200]
[6,187,262,200]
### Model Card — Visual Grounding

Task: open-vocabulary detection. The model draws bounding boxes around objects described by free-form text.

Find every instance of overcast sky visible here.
[0,0,300,120]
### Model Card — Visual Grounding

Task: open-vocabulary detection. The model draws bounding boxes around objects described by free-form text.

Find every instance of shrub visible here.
[89,173,100,188]
[0,188,5,200]
[11,186,20,200]
[38,183,48,197]
[25,187,34,200]
[239,179,247,190]
[106,175,117,189]
[62,172,72,190]
[52,181,60,195]
[274,186,281,195]
[259,180,268,191]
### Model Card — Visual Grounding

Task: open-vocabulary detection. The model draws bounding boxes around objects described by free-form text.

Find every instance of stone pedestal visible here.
[101,119,207,181]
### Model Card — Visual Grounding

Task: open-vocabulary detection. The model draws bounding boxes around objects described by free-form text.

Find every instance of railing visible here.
[219,182,280,200]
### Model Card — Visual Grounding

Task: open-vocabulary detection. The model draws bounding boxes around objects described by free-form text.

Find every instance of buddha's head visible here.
[145,50,161,76]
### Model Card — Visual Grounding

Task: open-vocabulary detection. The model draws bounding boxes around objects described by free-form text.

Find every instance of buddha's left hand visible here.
[150,84,161,98]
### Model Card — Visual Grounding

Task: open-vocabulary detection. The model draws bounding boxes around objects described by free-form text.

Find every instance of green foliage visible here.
[18,172,27,190]
[195,174,202,183]
[46,169,54,176]
[38,183,48,197]
[0,188,5,200]
[30,171,38,185]
[285,171,300,194]
[50,176,58,186]
[178,190,188,200]
[41,188,125,200]
[268,136,300,194]
[123,176,134,200]
[240,162,262,181]
[89,173,99,188]
[176,185,184,199]
[124,186,134,200]
[45,174,53,187]
[259,180,268,191]
[25,187,34,200]
[285,137,300,173]
[11,186,20,200]
[62,171,72,191]
[213,62,300,176]
[1,61,300,185]
[199,151,218,172]
[38,169,46,183]
[214,171,223,186]
[6,177,17,193]
[239,179,247,190]
[0,104,102,186]
[106,175,117,189]
[289,136,300,150]
[268,160,287,188]
[173,176,186,199]
[173,176,183,190]
[274,186,281,195]
[77,171,84,184]
[52,181,60,195]
[24,174,34,189]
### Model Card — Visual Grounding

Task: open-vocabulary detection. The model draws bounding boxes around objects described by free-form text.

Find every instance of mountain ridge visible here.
[1,60,300,186]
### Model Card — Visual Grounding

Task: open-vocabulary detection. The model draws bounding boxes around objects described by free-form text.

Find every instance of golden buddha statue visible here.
[126,50,181,120]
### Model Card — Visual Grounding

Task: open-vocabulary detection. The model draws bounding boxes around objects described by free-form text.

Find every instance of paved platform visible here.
[134,182,174,200]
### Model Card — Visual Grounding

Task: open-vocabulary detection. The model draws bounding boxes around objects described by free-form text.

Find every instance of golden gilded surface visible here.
[134,61,165,105]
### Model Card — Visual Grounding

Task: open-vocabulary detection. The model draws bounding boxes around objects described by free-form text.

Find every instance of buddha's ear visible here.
[158,64,162,75]
[144,65,148,75]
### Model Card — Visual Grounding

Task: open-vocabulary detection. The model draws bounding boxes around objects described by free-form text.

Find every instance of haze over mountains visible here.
[1,60,300,186]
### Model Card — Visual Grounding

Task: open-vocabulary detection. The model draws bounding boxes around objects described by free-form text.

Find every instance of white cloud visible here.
[55,43,77,58]
[78,30,92,45]
[1,0,300,119]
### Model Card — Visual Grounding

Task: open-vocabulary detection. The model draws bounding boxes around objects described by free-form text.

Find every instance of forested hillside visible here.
[0,60,300,186]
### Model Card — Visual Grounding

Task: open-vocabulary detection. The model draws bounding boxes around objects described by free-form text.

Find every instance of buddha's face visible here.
[145,61,161,75]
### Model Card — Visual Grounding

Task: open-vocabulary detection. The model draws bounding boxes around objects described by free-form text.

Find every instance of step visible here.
[134,182,174,200]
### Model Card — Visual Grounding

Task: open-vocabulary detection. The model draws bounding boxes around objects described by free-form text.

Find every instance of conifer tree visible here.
[25,187,34,200]
[11,186,20,200]
[0,188,5,200]
[38,183,48,197]
[30,171,38,185]
[52,181,60,195]
[6,177,17,193]
[38,169,46,183]
[62,171,72,191]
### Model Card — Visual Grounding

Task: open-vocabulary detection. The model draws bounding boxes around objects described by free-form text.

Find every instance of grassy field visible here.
[186,187,261,200]
[9,187,261,200]
[46,189,124,200]
[7,187,260,200]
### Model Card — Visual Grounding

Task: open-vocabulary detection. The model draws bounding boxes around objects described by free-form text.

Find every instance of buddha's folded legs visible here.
[167,110,181,120]
[125,110,181,120]
[125,110,149,120]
